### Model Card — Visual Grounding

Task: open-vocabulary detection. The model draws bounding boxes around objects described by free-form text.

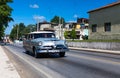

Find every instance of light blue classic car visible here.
[23,31,69,58]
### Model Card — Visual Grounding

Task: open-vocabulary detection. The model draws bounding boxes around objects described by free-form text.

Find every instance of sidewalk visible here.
[69,47,120,54]
[0,46,20,78]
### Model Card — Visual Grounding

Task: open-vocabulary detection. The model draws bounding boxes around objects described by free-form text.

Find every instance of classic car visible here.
[23,31,69,58]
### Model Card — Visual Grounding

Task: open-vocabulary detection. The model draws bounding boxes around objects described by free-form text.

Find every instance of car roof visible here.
[29,31,54,34]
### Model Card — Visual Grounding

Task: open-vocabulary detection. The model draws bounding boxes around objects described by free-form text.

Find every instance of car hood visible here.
[32,38,65,46]
[33,38,59,42]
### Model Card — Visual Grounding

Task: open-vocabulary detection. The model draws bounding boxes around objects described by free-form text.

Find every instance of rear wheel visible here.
[59,52,65,57]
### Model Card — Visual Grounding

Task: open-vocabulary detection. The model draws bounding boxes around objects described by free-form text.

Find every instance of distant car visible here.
[14,39,23,44]
[14,40,20,43]
[23,31,69,58]
[0,40,6,45]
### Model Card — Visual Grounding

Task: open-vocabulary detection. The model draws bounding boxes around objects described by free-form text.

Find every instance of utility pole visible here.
[37,18,40,31]
[59,17,61,39]
[61,18,63,40]
[17,25,19,40]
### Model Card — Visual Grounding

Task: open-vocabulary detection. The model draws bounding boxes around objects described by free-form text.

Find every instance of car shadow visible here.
[23,51,66,58]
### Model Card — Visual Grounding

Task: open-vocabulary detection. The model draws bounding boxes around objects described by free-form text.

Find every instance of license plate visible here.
[49,50,59,52]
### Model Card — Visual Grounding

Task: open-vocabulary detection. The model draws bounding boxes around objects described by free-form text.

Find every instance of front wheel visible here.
[59,52,65,57]
[25,51,29,54]
[33,48,39,58]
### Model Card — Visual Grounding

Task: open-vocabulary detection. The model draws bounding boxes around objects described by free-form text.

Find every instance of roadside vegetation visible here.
[9,16,65,41]
[0,0,13,40]
[10,23,36,41]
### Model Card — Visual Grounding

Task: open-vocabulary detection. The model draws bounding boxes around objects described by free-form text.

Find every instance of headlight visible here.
[64,41,68,45]
[38,42,42,46]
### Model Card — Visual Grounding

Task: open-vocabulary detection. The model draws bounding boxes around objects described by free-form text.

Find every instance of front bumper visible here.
[36,49,69,53]
[36,45,69,53]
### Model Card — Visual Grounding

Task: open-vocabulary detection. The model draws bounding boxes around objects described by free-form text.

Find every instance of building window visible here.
[104,22,111,32]
[92,24,97,32]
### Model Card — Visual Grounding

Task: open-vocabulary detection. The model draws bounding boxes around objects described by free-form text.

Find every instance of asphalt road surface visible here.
[2,44,120,78]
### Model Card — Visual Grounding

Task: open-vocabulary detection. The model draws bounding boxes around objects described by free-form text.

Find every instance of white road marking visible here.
[6,46,65,78]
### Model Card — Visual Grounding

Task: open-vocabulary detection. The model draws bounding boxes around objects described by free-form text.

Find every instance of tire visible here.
[59,52,65,57]
[25,51,29,54]
[33,48,39,58]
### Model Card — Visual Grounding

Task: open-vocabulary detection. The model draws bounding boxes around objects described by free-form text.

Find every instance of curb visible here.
[0,46,21,78]
[69,47,120,55]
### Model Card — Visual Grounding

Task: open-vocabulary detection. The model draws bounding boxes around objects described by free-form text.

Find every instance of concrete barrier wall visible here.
[68,42,120,51]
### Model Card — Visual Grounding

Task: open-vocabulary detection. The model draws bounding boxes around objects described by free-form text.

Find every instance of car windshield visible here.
[34,33,55,39]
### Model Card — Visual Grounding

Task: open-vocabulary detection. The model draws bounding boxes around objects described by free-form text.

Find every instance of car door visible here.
[25,34,31,52]
[23,34,29,51]
[29,34,34,52]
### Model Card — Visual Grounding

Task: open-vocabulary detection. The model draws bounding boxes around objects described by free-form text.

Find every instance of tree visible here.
[0,0,13,40]
[64,31,69,39]
[0,26,5,39]
[70,29,77,41]
[10,23,36,40]
[50,16,65,24]
[23,24,36,34]
[18,23,26,39]
[10,23,26,40]
[10,24,18,40]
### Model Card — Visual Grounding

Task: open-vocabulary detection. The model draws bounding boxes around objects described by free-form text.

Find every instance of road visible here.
[2,44,120,78]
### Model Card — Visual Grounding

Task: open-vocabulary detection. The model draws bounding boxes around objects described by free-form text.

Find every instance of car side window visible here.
[28,34,31,40]
[23,34,27,40]
[28,34,34,40]
[31,34,34,39]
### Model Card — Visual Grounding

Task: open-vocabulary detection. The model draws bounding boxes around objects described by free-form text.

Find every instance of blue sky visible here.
[5,0,117,34]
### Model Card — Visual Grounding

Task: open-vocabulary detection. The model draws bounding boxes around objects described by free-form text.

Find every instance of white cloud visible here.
[30,4,39,8]
[67,20,76,23]
[33,15,46,22]
[73,14,78,18]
